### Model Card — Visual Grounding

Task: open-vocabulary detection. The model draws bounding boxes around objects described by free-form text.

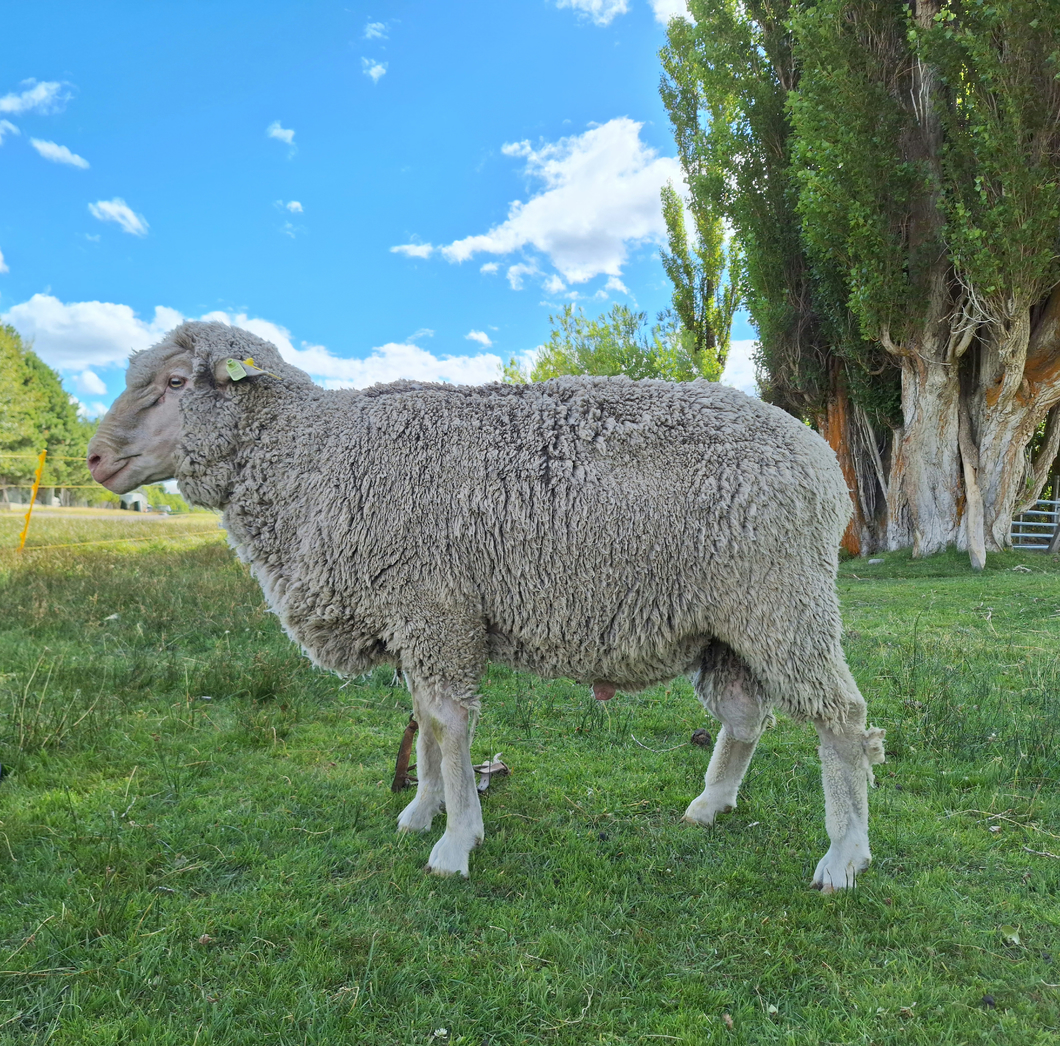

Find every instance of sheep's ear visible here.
[213,356,270,385]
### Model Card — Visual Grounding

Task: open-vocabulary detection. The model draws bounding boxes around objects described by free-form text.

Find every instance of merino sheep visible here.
[87,321,885,890]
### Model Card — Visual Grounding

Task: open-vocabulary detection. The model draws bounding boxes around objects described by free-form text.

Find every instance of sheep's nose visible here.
[87,452,109,481]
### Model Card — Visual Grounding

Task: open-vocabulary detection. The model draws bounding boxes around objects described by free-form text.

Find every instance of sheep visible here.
[87,321,885,890]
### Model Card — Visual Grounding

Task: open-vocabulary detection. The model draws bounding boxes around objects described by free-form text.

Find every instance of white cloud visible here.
[418,118,681,287]
[480,262,499,274]
[0,120,19,144]
[73,370,107,396]
[390,242,434,259]
[30,138,89,168]
[649,0,691,24]
[604,276,628,294]
[1,295,182,369]
[506,262,539,290]
[362,58,387,83]
[0,247,8,274]
[0,79,68,115]
[543,274,566,294]
[364,21,387,39]
[285,200,303,213]
[555,0,629,25]
[201,311,501,388]
[3,296,505,400]
[323,343,502,387]
[720,339,759,398]
[89,198,149,236]
[267,120,295,145]
[465,330,493,348]
[74,398,109,420]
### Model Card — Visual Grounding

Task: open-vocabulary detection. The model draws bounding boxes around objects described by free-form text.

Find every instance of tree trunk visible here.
[819,364,892,555]
[966,290,1060,553]
[884,347,963,555]
[826,284,1060,564]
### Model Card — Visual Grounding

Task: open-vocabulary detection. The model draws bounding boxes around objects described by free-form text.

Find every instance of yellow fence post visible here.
[17,449,47,552]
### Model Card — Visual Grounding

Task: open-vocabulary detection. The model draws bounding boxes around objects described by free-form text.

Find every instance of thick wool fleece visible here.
[164,322,860,728]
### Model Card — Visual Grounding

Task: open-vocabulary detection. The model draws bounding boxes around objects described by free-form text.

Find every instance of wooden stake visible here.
[390,716,418,792]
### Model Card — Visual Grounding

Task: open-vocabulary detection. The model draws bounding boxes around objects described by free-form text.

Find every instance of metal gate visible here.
[1010,498,1060,550]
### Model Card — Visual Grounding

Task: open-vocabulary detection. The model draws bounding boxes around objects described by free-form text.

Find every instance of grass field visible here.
[0,513,1058,1044]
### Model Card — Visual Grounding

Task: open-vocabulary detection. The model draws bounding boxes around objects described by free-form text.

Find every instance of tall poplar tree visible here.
[661,0,1060,565]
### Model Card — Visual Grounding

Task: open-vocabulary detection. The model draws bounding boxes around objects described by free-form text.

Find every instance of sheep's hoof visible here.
[426,833,474,878]
[681,798,734,826]
[811,843,870,893]
[397,794,443,833]
[397,810,436,833]
[682,813,714,827]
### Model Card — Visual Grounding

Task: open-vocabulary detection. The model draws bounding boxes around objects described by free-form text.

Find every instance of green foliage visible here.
[141,484,192,513]
[1,519,1059,1043]
[659,181,740,374]
[789,0,928,348]
[505,303,723,384]
[923,0,1060,311]
[660,1,844,417]
[0,326,49,485]
[0,325,99,500]
[662,0,1060,428]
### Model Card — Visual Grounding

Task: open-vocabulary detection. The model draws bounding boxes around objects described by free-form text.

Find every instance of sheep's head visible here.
[88,321,311,501]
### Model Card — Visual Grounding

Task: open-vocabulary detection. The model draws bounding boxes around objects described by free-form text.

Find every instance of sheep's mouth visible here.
[96,457,137,490]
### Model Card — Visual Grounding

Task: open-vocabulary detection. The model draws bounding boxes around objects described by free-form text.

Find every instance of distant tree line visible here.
[0,324,188,511]
[0,324,106,506]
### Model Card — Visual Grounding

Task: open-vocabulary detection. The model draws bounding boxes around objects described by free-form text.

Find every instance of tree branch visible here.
[1015,403,1060,517]
[958,399,986,570]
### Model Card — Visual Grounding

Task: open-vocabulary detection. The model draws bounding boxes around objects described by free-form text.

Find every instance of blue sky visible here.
[0,0,756,415]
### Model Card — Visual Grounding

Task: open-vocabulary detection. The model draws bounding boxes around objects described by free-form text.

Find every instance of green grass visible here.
[0,521,1058,1044]
[0,507,220,553]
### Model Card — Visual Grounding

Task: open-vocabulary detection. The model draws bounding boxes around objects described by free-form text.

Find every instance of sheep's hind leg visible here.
[413,685,483,878]
[811,665,886,893]
[397,693,444,833]
[683,642,770,827]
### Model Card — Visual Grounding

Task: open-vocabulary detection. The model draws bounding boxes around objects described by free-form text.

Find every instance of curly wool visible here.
[170,322,856,725]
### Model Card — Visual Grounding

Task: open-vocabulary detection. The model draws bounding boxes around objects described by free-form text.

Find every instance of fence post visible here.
[17,449,47,552]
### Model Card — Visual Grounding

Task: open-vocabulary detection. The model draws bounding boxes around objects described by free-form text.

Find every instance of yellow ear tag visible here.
[226,358,248,381]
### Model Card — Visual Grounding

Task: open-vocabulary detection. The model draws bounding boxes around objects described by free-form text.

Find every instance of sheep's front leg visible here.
[811,712,886,893]
[397,694,444,833]
[414,686,483,878]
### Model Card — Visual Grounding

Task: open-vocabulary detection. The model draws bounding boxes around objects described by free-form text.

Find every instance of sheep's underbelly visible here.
[485,629,707,690]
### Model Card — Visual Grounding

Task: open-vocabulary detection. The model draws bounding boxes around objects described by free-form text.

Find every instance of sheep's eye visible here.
[168,376,186,389]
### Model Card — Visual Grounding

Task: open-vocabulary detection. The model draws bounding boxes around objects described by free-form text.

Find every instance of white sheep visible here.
[87,322,885,890]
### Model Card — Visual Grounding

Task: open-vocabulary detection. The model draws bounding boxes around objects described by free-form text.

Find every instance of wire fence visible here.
[0,454,91,460]
[1,450,203,551]
[4,529,220,554]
